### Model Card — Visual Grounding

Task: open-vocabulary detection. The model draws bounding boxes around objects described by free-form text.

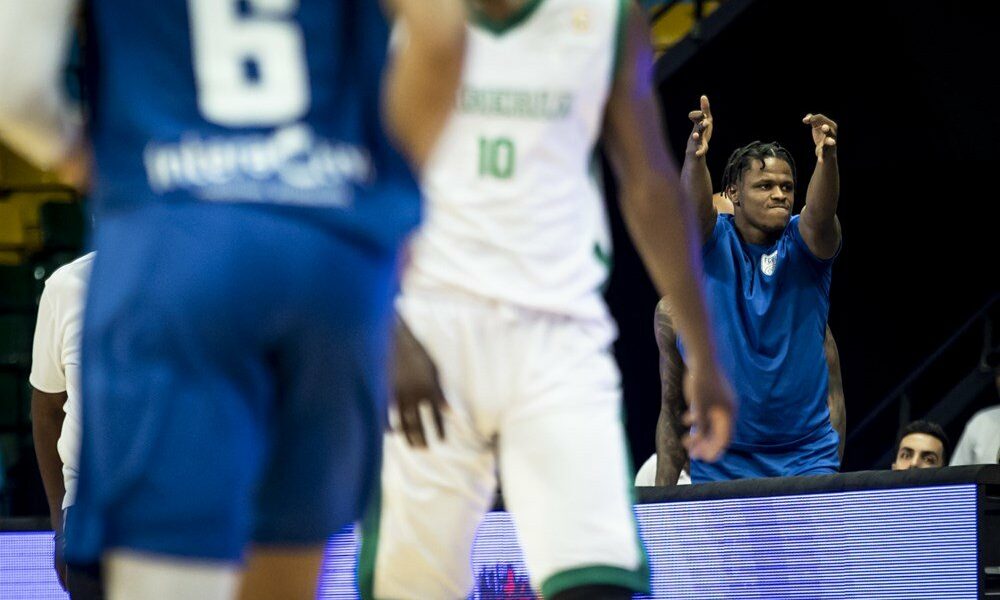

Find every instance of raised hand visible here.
[686,95,713,157]
[803,113,838,163]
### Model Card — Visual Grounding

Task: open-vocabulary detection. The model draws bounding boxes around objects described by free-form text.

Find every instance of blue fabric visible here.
[691,424,841,482]
[684,214,840,482]
[66,203,395,563]
[65,0,411,563]
[84,0,419,252]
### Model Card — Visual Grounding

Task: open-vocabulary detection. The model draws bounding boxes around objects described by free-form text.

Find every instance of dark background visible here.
[608,0,999,471]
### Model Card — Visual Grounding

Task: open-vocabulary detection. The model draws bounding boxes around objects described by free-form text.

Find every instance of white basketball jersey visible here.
[403,0,626,320]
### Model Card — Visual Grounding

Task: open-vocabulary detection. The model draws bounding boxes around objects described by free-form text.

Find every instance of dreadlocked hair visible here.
[720,141,796,198]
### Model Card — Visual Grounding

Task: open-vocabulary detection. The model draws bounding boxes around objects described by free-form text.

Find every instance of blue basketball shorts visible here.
[691,424,841,483]
[65,201,397,563]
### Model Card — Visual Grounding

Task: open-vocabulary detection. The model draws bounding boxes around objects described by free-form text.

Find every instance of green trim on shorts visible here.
[541,565,650,598]
[539,410,651,597]
[357,481,382,600]
[621,408,652,594]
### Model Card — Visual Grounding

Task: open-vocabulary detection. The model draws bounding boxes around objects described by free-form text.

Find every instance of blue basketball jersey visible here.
[85,0,418,250]
[681,214,838,451]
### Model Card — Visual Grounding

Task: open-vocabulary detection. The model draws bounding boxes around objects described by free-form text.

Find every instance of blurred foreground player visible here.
[365,1,735,599]
[0,1,465,598]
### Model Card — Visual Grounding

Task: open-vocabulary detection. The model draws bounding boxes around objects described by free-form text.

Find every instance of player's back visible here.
[85,0,418,250]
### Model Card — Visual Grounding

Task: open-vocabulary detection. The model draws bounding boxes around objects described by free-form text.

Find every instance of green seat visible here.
[0,315,33,370]
[39,201,86,252]
[0,265,38,312]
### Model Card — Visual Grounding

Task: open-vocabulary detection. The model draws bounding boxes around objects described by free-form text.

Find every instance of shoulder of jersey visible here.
[45,252,96,292]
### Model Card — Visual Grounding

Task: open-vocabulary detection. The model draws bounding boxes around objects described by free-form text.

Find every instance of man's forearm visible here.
[655,408,686,486]
[827,371,847,462]
[31,396,66,530]
[804,155,840,225]
[680,150,715,234]
[384,0,465,169]
[829,392,846,462]
[654,302,688,485]
[824,327,846,462]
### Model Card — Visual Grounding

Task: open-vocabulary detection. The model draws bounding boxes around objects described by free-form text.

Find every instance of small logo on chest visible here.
[761,251,778,276]
[572,7,591,32]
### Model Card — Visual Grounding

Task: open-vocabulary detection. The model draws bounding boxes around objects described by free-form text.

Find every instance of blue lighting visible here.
[0,485,979,599]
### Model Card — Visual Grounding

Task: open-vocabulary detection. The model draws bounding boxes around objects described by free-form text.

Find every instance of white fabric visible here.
[29,252,94,508]
[402,0,619,320]
[0,0,82,168]
[105,551,239,600]
[374,292,639,599]
[633,454,691,486]
[949,404,1000,466]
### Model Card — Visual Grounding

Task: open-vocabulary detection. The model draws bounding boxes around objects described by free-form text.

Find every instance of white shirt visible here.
[634,454,691,486]
[29,252,93,508]
[949,404,1000,466]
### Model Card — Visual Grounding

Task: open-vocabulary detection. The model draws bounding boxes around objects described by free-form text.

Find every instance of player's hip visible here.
[88,203,397,332]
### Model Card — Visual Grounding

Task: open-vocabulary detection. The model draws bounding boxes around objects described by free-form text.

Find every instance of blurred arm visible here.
[0,0,81,169]
[602,2,733,461]
[601,2,716,369]
[383,0,466,169]
[798,114,842,259]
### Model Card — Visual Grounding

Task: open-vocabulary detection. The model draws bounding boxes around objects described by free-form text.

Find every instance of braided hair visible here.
[720,141,796,198]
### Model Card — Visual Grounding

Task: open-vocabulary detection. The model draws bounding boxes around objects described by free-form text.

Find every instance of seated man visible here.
[664,95,843,482]
[891,420,949,470]
[653,296,845,485]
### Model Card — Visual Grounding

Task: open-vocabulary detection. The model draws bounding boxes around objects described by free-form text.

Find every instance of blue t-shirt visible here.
[85,0,419,251]
[682,214,839,455]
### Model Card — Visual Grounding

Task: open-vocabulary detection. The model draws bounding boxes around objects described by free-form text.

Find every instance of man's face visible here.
[891,433,945,470]
[730,157,795,235]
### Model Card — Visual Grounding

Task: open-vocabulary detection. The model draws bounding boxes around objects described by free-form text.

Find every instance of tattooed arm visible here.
[654,298,690,485]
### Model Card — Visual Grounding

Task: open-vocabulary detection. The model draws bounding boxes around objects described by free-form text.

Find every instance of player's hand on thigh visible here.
[391,316,448,448]
[682,364,736,462]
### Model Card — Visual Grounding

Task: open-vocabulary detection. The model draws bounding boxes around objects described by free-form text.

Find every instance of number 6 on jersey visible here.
[188,0,310,127]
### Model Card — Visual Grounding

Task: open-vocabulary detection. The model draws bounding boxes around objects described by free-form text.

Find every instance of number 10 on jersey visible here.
[478,137,516,179]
